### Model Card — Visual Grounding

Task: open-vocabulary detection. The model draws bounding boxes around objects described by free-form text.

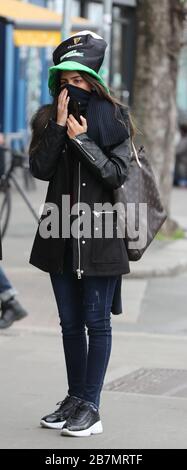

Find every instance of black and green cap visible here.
[48,30,109,96]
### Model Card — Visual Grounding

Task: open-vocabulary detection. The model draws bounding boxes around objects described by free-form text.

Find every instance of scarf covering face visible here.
[63,83,91,118]
[63,84,129,149]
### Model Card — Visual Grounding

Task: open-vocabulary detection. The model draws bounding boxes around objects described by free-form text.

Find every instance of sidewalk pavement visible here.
[128,238,187,278]
[1,327,187,449]
[128,187,187,279]
[0,182,187,449]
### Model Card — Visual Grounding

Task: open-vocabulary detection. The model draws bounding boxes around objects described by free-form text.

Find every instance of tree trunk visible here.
[132,0,186,234]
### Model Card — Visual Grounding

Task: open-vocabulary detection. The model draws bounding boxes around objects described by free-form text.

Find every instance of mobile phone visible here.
[68,98,81,124]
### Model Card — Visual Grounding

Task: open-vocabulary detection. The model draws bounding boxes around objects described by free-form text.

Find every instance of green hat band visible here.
[48,61,110,96]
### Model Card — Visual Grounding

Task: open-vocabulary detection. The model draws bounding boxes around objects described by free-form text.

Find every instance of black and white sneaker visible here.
[40,395,83,429]
[61,401,103,437]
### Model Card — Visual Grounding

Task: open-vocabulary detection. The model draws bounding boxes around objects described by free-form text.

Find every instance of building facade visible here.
[18,1,187,113]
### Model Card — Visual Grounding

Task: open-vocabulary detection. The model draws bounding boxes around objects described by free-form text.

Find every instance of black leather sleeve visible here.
[29,119,67,181]
[70,133,131,189]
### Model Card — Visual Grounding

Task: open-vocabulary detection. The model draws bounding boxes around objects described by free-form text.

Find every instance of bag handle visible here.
[131,140,142,168]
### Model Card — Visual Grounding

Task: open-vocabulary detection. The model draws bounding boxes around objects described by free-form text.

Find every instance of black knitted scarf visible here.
[63,84,129,149]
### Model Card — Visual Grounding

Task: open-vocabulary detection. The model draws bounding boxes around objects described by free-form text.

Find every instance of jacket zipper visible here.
[76,161,82,279]
[72,137,96,161]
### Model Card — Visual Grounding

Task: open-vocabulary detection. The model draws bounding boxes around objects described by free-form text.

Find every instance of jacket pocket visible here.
[91,210,123,264]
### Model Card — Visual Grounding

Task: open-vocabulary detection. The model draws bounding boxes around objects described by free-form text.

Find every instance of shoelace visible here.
[69,402,84,419]
[55,395,81,412]
[69,401,98,420]
[55,396,70,411]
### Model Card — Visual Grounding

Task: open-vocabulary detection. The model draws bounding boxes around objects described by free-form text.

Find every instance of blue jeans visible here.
[0,266,17,302]
[50,241,118,409]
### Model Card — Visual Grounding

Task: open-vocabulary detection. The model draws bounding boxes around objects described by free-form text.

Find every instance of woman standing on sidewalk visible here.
[29,31,132,437]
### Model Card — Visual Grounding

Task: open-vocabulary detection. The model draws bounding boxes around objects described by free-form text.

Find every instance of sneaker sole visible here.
[40,419,66,429]
[61,420,103,437]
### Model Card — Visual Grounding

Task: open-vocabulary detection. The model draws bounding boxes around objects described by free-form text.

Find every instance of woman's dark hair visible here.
[30,70,137,149]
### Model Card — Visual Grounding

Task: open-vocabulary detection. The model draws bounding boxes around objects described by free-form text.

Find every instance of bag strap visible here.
[131,140,142,168]
[119,105,142,168]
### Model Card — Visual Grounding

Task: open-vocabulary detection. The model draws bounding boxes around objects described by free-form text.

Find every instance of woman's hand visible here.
[67,115,87,139]
[56,88,70,126]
